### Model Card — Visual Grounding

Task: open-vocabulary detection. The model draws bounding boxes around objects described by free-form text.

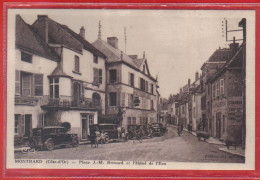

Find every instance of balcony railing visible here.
[41,95,102,109]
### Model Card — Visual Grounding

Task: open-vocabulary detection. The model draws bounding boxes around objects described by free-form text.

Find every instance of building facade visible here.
[15,15,108,142]
[93,37,158,128]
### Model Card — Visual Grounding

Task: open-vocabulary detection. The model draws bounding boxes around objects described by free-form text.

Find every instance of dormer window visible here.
[21,52,32,63]
[93,55,98,64]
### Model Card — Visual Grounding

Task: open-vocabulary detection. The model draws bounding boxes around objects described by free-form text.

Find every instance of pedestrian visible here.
[100,130,105,145]
[117,126,122,139]
[95,127,100,148]
[90,133,96,148]
[121,127,126,142]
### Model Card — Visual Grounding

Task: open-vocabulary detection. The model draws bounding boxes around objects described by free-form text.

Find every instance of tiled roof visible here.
[16,15,60,62]
[58,24,106,59]
[48,66,72,78]
[208,49,233,62]
[92,39,138,68]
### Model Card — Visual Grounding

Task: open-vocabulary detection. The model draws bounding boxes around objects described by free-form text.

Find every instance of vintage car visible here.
[29,126,79,151]
[151,122,168,136]
[89,124,128,143]
[196,131,210,141]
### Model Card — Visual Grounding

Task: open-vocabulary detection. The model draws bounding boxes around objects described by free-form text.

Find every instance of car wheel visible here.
[71,138,79,147]
[45,140,54,151]
[104,135,109,144]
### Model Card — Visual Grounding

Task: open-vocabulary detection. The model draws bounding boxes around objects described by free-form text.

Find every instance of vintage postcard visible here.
[5,8,255,170]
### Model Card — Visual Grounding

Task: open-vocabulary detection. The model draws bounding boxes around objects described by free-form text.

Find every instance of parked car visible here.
[29,126,79,151]
[89,124,128,143]
[151,122,168,136]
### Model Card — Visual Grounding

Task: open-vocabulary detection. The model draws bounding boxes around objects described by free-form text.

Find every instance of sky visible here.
[14,9,248,98]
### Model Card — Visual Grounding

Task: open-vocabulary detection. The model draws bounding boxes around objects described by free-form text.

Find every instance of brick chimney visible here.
[229,36,239,52]
[107,37,118,49]
[195,72,199,81]
[188,78,191,88]
[79,26,85,39]
[37,15,48,43]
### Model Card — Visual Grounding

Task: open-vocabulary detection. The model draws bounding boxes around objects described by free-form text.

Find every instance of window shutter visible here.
[128,73,131,85]
[117,69,121,83]
[34,74,43,96]
[117,92,121,106]
[15,70,20,95]
[20,115,25,136]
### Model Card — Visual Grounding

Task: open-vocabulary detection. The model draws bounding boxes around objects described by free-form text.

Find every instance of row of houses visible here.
[167,18,246,145]
[14,15,160,142]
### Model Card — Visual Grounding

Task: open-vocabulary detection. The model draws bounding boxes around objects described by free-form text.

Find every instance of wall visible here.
[15,49,57,96]
[51,110,98,140]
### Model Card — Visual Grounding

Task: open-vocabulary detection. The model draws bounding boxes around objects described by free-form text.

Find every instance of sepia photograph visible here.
[5,9,255,170]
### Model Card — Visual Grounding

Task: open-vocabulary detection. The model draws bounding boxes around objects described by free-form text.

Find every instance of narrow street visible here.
[15,126,244,163]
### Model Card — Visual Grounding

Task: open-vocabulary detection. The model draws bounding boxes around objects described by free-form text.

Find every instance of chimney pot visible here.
[107,37,118,49]
[79,26,85,39]
[195,72,199,81]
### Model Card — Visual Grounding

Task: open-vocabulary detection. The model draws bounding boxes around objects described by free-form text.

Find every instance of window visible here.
[50,78,59,98]
[93,55,98,64]
[109,69,117,83]
[99,69,102,84]
[34,74,43,96]
[145,81,148,92]
[74,55,80,72]
[128,94,134,108]
[21,72,32,96]
[139,78,145,91]
[212,84,216,98]
[38,113,46,128]
[143,65,145,73]
[220,79,224,94]
[129,73,134,87]
[121,93,125,106]
[93,68,99,85]
[140,117,143,125]
[109,92,117,106]
[14,114,20,133]
[151,100,154,110]
[150,84,154,94]
[89,115,94,125]
[15,71,20,95]
[216,82,220,97]
[127,117,131,125]
[132,117,136,125]
[21,52,32,63]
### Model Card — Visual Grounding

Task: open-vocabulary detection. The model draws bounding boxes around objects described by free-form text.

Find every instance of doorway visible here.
[24,114,32,137]
[81,114,88,139]
[216,112,221,138]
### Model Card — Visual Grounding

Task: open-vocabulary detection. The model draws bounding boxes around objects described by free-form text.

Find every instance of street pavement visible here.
[15,126,244,163]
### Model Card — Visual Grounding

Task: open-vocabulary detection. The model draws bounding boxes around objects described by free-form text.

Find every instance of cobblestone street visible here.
[15,126,244,163]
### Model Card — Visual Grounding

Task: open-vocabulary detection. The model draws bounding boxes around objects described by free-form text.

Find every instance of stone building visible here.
[93,37,158,128]
[209,40,245,143]
[18,15,107,141]
[14,15,60,140]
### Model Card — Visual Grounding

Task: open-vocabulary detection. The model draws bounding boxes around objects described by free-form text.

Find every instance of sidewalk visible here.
[183,129,245,157]
[219,147,245,158]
